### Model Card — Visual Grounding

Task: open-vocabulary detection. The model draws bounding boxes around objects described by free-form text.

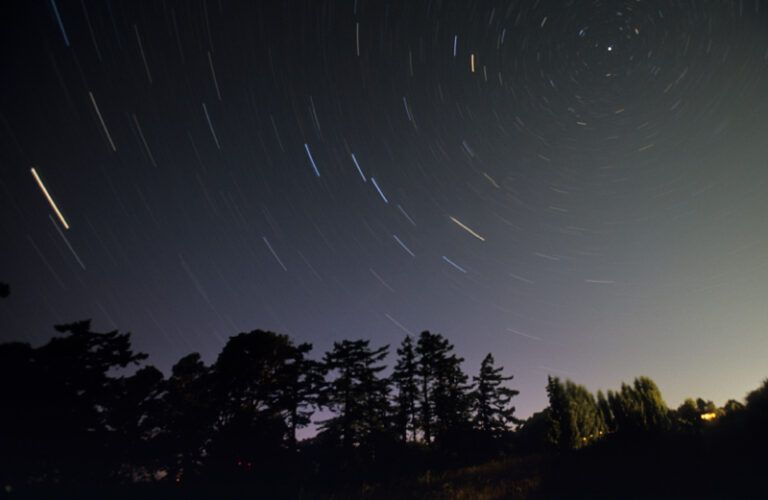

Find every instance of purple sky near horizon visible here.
[2,0,768,421]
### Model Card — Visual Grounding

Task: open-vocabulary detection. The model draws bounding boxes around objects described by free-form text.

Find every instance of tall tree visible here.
[471,353,519,436]
[320,340,390,450]
[0,321,147,485]
[391,335,419,442]
[108,365,166,481]
[207,330,314,474]
[546,376,573,449]
[608,377,670,435]
[546,376,606,449]
[281,341,324,448]
[416,331,471,444]
[159,353,214,482]
[596,390,615,432]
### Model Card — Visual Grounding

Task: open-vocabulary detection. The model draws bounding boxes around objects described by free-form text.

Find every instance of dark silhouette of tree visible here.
[0,321,146,486]
[674,397,719,433]
[608,376,670,435]
[0,341,38,487]
[545,376,606,449]
[158,353,213,482]
[109,365,165,480]
[744,379,768,442]
[545,376,570,449]
[516,408,558,451]
[471,353,519,437]
[391,335,419,442]
[282,341,324,449]
[206,330,313,479]
[416,331,471,444]
[5,314,768,498]
[745,378,768,414]
[320,339,390,451]
[596,390,615,432]
[722,399,745,414]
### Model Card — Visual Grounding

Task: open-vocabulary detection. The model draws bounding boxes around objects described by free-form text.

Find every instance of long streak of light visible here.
[263,237,287,271]
[89,91,116,151]
[449,216,485,241]
[369,268,395,292]
[442,255,467,273]
[134,24,152,84]
[397,204,417,226]
[392,234,415,257]
[207,51,222,100]
[50,215,85,269]
[132,114,157,166]
[304,143,320,177]
[370,177,389,203]
[31,167,69,229]
[50,0,70,46]
[202,102,221,149]
[351,153,366,181]
[384,313,414,336]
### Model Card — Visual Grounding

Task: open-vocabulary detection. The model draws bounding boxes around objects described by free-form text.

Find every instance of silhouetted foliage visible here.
[1,316,766,498]
[157,353,213,482]
[391,335,419,442]
[204,330,318,485]
[0,321,147,488]
[319,339,391,452]
[471,353,519,437]
[546,376,606,449]
[608,376,670,436]
[416,331,472,446]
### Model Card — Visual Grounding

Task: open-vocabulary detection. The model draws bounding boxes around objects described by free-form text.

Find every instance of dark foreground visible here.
[5,427,765,500]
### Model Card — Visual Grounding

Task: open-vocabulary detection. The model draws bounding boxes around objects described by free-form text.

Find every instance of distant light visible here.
[470,53,476,73]
[700,412,717,421]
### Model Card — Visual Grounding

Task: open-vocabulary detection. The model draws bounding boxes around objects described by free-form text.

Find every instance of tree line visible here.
[0,317,521,494]
[1,283,766,497]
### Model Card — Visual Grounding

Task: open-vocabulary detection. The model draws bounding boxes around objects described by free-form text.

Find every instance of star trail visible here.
[1,0,768,417]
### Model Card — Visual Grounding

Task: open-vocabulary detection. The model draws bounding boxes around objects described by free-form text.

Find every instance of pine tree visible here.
[471,353,519,436]
[320,340,390,450]
[207,330,316,475]
[160,353,213,481]
[416,331,471,443]
[281,342,324,448]
[391,335,419,442]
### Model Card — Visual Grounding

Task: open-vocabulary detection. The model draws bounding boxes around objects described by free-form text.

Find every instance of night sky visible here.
[2,0,768,419]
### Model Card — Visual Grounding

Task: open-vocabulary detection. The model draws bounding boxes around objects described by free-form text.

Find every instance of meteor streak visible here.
[449,216,485,241]
[31,167,70,229]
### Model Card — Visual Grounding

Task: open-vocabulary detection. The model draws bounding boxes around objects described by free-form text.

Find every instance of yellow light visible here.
[31,167,70,229]
[700,412,717,421]
[470,53,476,73]
[449,216,486,242]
